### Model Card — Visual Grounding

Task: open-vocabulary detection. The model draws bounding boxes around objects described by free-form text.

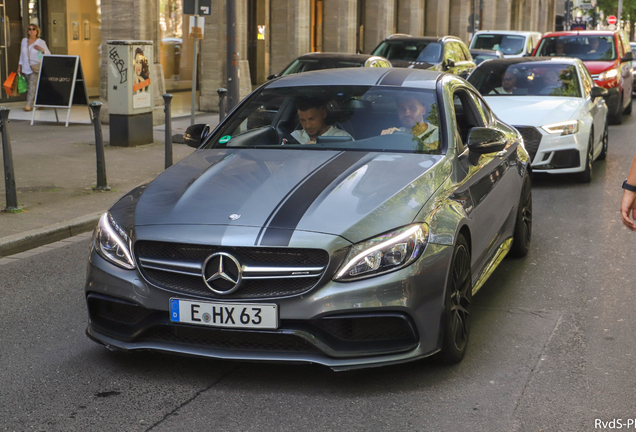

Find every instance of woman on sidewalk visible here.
[17,24,50,112]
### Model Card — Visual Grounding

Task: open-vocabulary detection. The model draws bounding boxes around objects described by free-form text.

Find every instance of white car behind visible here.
[470,30,542,58]
[468,57,609,182]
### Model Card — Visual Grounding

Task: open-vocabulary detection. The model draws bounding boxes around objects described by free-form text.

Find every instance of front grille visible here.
[142,325,320,353]
[514,126,543,162]
[135,241,330,299]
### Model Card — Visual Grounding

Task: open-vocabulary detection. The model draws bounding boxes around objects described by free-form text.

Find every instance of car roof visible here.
[266,68,444,90]
[382,35,443,43]
[475,57,580,68]
[473,30,541,36]
[542,30,619,37]
[296,52,374,62]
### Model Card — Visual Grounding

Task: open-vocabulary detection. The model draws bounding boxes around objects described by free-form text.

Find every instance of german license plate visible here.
[169,298,278,329]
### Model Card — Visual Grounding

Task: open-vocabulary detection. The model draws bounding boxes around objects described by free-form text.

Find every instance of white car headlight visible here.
[94,212,136,270]
[334,224,428,282]
[541,120,580,136]
[598,68,619,81]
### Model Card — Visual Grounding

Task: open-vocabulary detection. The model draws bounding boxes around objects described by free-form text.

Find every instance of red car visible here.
[533,30,634,124]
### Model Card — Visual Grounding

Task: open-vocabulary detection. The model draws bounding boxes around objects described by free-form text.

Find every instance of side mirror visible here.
[467,127,507,159]
[445,59,456,70]
[590,86,609,100]
[184,124,211,148]
[622,51,634,62]
[267,74,277,80]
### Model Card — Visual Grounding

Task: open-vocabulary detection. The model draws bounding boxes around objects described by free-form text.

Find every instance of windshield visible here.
[280,58,364,76]
[468,62,581,97]
[471,35,526,55]
[204,85,443,154]
[535,35,616,61]
[372,41,443,63]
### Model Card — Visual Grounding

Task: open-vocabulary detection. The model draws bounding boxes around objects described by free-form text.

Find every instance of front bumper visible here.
[516,125,588,174]
[85,240,453,371]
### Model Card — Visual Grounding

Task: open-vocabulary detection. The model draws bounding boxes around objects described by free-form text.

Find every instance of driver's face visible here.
[298,107,327,137]
[397,98,426,128]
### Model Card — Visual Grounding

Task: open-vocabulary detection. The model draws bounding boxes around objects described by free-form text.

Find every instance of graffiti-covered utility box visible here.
[107,40,153,147]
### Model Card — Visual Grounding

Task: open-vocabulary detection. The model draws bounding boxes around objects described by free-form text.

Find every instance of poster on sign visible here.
[132,45,151,109]
[31,55,90,127]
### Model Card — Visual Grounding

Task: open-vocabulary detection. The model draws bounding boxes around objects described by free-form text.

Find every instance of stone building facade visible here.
[96,0,557,118]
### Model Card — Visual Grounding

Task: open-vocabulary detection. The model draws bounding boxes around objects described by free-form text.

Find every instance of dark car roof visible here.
[295,52,375,62]
[382,36,442,43]
[542,30,620,37]
[266,67,443,90]
[476,57,580,68]
[470,49,501,55]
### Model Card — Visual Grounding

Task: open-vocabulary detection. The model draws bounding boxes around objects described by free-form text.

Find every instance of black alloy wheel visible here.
[436,234,472,364]
[598,123,609,160]
[509,172,532,258]
[575,133,594,183]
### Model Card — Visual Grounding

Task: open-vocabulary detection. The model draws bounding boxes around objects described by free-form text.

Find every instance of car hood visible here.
[582,60,617,75]
[125,149,448,245]
[483,96,583,126]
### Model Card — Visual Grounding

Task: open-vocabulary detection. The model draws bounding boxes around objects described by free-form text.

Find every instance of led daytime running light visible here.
[336,225,423,280]
[97,213,135,269]
[541,120,579,135]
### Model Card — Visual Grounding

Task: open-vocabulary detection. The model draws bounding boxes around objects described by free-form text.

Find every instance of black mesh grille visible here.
[551,149,580,168]
[315,315,416,342]
[135,241,329,299]
[142,268,318,298]
[515,126,542,162]
[88,295,154,325]
[142,325,320,353]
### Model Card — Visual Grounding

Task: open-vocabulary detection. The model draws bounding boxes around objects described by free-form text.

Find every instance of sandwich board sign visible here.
[31,55,90,127]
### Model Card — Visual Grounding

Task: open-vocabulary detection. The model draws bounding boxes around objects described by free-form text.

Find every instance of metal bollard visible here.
[217,88,228,121]
[0,107,20,212]
[89,102,110,191]
[163,94,173,169]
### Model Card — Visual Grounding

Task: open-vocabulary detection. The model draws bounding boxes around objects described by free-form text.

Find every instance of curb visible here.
[0,212,103,257]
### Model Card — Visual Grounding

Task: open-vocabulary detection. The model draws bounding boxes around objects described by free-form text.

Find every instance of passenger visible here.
[291,98,353,144]
[489,71,517,95]
[380,95,439,152]
[539,69,561,94]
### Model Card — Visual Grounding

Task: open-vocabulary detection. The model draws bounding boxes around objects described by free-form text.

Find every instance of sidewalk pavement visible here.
[0,103,220,257]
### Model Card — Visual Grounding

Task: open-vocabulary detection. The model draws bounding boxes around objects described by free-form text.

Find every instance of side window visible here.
[469,91,493,126]
[453,89,485,149]
[460,43,471,61]
[455,43,468,61]
[445,42,460,62]
[616,33,625,57]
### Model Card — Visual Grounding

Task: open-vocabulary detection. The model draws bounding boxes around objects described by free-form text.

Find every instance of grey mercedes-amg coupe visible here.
[85,68,532,370]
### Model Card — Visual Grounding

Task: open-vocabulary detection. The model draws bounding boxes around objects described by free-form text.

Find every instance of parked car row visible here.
[83,28,631,371]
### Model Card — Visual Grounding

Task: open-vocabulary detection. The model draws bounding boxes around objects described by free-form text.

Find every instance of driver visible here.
[587,38,599,54]
[291,98,352,144]
[489,71,517,95]
[380,95,439,152]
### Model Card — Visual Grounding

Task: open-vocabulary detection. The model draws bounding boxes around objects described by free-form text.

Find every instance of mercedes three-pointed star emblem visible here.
[202,252,242,295]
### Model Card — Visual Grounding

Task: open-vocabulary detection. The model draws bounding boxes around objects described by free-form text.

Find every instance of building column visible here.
[537,0,556,33]
[269,0,311,74]
[522,0,539,31]
[323,0,357,53]
[425,0,450,37]
[481,0,499,32]
[363,0,396,53]
[449,0,471,42]
[397,0,425,36]
[495,0,512,30]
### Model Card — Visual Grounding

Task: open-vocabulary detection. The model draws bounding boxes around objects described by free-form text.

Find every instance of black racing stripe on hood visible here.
[259,151,369,246]
[378,68,413,86]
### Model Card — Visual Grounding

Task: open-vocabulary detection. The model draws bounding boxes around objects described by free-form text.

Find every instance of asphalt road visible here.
[2,109,636,431]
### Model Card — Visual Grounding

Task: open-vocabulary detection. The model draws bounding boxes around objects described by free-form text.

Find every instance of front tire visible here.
[597,123,609,161]
[436,234,472,365]
[609,95,623,124]
[574,133,594,183]
[509,172,532,258]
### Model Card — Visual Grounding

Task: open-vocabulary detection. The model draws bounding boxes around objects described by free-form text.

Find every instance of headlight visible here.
[94,212,136,269]
[598,68,619,81]
[334,224,428,282]
[541,120,580,136]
